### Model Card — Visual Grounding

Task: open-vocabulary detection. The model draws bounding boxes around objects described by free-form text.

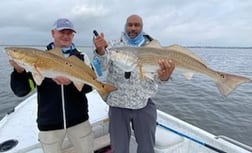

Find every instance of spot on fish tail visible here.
[65,62,73,67]
[220,74,225,78]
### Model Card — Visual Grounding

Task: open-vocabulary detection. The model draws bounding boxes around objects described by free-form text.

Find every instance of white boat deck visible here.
[0,90,110,153]
[0,90,251,153]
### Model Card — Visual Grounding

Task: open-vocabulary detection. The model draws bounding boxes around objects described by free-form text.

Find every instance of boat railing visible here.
[216,135,252,152]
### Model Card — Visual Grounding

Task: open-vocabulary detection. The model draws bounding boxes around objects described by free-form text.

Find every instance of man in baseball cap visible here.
[50,18,77,48]
[36,18,94,152]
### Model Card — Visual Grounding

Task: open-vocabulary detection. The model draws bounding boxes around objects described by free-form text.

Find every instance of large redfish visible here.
[109,40,251,96]
[5,47,117,99]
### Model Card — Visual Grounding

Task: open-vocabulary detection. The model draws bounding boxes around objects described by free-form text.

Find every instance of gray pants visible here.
[109,99,157,153]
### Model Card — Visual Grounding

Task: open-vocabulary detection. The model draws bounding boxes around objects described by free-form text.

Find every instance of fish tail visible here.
[215,71,251,96]
[138,63,145,80]
[97,83,117,100]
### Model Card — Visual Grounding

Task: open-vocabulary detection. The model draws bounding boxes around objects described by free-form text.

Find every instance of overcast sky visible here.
[1,0,251,47]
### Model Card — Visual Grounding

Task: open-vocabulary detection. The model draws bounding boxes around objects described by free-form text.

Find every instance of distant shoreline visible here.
[186,46,252,49]
[0,44,251,49]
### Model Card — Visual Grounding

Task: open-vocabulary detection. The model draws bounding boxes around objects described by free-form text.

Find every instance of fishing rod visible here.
[156,122,227,153]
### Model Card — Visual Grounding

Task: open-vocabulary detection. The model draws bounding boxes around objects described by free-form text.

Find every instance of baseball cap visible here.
[53,18,76,33]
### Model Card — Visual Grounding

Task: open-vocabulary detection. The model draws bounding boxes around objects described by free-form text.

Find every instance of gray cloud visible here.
[1,0,252,47]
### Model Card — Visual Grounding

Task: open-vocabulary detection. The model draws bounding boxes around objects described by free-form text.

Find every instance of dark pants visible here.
[109,99,157,153]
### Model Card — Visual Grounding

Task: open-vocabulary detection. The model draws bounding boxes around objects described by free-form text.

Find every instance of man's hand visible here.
[9,60,25,73]
[157,59,175,81]
[93,33,108,55]
[53,76,72,85]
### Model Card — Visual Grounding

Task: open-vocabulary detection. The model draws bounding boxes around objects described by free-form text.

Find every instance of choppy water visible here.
[0,46,252,147]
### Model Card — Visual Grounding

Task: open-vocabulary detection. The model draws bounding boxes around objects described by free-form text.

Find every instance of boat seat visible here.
[155,125,184,149]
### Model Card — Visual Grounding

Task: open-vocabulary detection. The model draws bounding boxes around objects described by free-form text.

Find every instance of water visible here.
[0,46,252,147]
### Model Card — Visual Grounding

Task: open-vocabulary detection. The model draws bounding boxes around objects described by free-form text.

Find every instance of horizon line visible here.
[1,44,251,49]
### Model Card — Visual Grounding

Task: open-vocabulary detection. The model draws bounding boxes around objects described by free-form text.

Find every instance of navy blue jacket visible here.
[10,44,92,131]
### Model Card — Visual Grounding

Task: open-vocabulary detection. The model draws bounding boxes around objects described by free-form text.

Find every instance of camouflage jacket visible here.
[94,32,162,109]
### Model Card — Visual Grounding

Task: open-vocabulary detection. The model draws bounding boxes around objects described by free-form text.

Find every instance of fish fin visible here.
[144,73,155,80]
[31,72,44,85]
[183,71,194,80]
[73,82,84,91]
[138,62,145,80]
[67,55,97,79]
[141,65,158,80]
[166,44,207,65]
[47,48,65,57]
[215,71,251,96]
[31,66,44,85]
[144,40,162,48]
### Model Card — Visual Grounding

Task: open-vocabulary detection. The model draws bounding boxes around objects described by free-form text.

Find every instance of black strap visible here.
[124,72,131,79]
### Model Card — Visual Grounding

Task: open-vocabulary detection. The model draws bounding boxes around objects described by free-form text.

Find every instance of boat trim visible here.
[216,135,252,152]
[157,122,227,153]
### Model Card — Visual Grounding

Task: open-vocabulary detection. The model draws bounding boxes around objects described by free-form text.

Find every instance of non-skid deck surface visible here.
[63,134,110,153]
